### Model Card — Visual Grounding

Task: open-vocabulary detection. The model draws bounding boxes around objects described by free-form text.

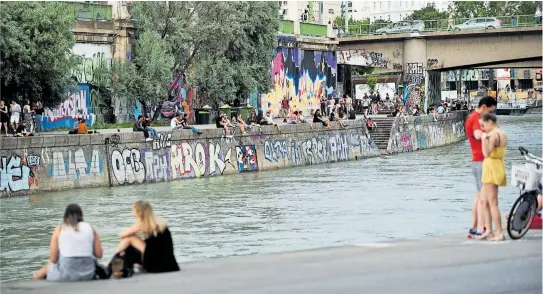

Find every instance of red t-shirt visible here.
[465,111,484,162]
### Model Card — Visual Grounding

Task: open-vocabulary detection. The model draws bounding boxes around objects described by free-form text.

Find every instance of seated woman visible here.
[33,204,103,281]
[180,116,202,135]
[111,200,179,277]
[235,112,247,135]
[313,109,330,129]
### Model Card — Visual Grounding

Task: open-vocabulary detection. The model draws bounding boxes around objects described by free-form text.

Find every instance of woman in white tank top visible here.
[33,204,103,281]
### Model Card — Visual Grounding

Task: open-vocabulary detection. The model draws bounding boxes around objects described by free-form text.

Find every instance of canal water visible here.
[0,115,541,281]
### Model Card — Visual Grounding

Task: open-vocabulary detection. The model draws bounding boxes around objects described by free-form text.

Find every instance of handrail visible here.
[343,14,541,36]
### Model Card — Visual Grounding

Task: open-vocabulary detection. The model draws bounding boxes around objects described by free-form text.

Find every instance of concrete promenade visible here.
[3,231,541,294]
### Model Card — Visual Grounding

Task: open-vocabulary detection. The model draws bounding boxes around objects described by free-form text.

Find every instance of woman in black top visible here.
[313,109,331,128]
[111,200,179,278]
[33,101,45,133]
[0,100,9,135]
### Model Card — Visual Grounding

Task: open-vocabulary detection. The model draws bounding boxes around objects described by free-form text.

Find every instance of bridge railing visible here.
[346,14,540,36]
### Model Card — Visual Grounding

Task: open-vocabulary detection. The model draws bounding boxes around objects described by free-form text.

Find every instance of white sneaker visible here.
[145,137,153,142]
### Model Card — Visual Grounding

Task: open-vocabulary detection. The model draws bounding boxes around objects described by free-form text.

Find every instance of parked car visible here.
[375,20,425,35]
[454,18,502,30]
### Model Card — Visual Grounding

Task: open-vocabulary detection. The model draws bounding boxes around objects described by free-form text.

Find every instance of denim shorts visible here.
[472,161,483,192]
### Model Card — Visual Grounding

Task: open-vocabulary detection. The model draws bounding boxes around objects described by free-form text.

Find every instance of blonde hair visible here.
[133,200,167,237]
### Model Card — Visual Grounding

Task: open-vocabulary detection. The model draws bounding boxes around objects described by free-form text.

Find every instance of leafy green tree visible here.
[0,2,77,106]
[406,7,448,21]
[367,77,377,94]
[450,1,539,18]
[108,1,279,106]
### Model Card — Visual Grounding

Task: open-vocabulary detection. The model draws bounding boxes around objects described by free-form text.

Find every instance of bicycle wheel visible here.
[507,191,537,240]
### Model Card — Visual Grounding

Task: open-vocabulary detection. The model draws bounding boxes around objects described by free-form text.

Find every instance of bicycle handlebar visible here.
[519,147,543,166]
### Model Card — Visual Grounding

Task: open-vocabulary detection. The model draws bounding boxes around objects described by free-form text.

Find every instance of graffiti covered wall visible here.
[0,122,379,196]
[43,84,96,129]
[261,48,337,115]
[72,43,112,85]
[387,111,468,154]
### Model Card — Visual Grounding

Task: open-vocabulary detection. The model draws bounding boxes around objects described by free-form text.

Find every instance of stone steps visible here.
[367,117,396,150]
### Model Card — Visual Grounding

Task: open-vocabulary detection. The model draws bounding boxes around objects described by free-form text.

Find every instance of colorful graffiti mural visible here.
[404,62,425,109]
[0,154,40,194]
[132,72,196,122]
[43,84,95,130]
[236,145,258,172]
[261,48,337,115]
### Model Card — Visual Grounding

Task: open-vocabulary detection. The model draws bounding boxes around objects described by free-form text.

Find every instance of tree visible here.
[367,77,377,94]
[406,7,448,21]
[109,1,279,106]
[450,1,539,18]
[0,2,77,106]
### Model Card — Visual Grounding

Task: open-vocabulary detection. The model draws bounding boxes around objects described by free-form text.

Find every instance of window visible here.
[518,79,534,90]
[388,15,391,20]
[373,2,376,10]
[328,8,334,13]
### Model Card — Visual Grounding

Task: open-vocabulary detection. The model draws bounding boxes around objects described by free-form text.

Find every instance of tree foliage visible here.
[406,7,448,21]
[109,1,279,106]
[450,1,539,18]
[0,2,77,106]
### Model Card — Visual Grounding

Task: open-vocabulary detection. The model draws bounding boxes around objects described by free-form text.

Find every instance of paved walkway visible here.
[3,231,541,294]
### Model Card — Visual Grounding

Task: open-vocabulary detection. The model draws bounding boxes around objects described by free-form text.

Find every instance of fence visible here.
[346,15,540,36]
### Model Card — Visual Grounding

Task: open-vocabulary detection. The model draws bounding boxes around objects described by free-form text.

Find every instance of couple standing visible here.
[466,97,508,241]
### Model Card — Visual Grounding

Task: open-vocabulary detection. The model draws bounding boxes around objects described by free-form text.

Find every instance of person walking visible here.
[477,113,508,241]
[465,96,497,238]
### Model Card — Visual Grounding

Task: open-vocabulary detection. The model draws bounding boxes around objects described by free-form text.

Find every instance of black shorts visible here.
[363,106,368,110]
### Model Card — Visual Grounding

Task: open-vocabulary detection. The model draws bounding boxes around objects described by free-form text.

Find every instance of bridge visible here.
[336,26,542,108]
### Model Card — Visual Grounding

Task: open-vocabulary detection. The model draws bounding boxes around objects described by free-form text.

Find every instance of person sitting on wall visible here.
[259,110,281,132]
[180,115,202,135]
[14,120,34,137]
[143,116,159,138]
[287,110,297,124]
[133,115,152,141]
[246,109,262,133]
[219,112,233,137]
[215,112,224,129]
[234,112,247,135]
[77,118,88,134]
[313,109,331,129]
[171,114,182,130]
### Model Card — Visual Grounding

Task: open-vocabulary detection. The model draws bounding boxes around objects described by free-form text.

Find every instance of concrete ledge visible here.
[2,231,541,294]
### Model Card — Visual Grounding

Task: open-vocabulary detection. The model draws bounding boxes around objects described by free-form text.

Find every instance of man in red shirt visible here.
[465,96,497,237]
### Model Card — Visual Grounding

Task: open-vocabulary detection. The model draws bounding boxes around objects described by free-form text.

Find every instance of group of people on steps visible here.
[33,201,179,281]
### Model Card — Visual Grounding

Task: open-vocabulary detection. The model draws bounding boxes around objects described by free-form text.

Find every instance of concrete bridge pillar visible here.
[403,38,427,111]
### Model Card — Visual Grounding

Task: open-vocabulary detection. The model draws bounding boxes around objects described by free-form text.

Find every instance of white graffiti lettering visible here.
[111,149,145,185]
[0,156,30,192]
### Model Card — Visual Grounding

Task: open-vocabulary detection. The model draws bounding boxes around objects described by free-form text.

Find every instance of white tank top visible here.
[58,222,94,257]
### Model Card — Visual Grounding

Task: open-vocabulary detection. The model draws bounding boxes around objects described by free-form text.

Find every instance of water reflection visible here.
[0,114,541,281]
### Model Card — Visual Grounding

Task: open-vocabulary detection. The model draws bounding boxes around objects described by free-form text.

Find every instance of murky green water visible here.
[1,115,541,282]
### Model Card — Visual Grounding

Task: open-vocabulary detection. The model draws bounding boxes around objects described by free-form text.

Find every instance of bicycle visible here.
[507,147,542,240]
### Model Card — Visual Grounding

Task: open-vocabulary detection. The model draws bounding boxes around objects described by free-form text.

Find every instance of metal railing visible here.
[72,2,112,21]
[345,14,541,36]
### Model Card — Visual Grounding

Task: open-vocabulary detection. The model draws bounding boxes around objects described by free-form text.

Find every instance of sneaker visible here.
[145,137,153,142]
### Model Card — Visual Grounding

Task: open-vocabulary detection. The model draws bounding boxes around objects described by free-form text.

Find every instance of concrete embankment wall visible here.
[0,121,381,196]
[387,111,468,153]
